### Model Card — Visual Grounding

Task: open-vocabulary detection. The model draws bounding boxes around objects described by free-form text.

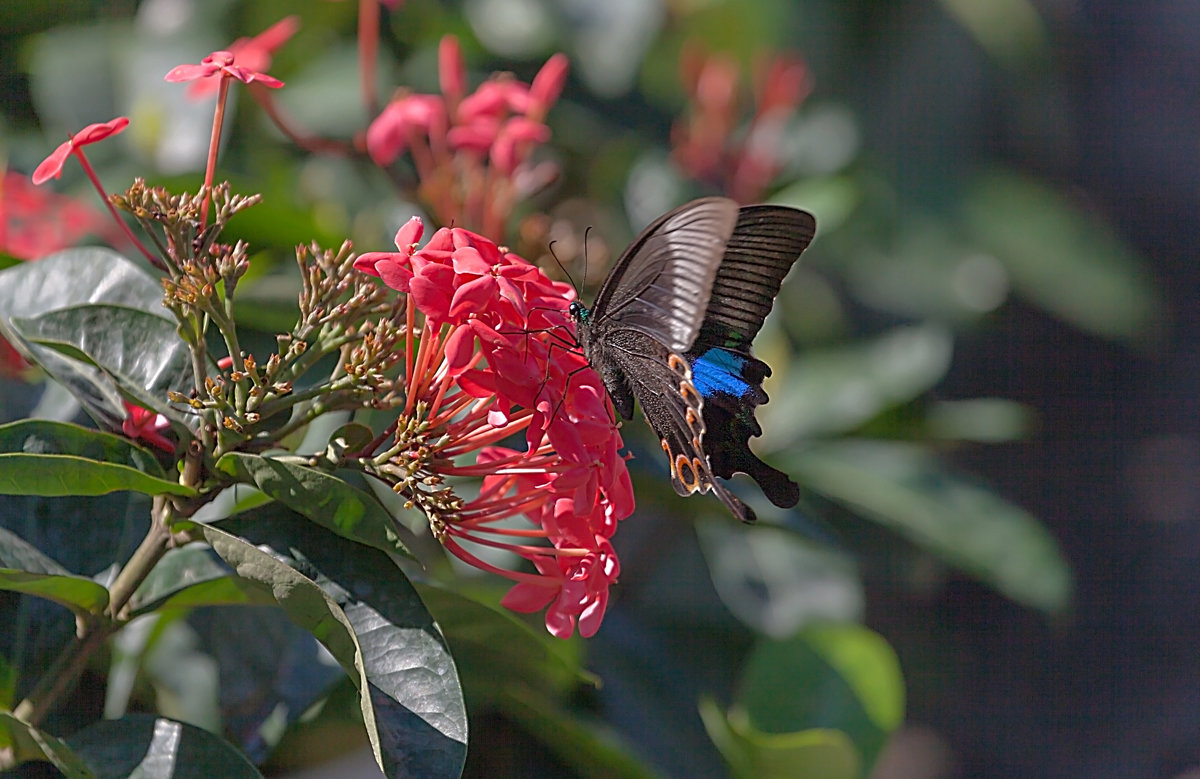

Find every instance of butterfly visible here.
[569,197,816,522]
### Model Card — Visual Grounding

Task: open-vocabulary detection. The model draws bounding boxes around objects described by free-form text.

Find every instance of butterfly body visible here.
[571,197,815,522]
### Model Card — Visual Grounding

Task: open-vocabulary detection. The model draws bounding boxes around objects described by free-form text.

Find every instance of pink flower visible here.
[357,218,634,638]
[122,402,174,453]
[184,16,299,99]
[31,117,129,186]
[165,50,285,89]
[365,38,569,233]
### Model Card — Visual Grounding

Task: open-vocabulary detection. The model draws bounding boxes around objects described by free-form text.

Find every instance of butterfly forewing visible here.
[700,205,816,345]
[589,198,739,354]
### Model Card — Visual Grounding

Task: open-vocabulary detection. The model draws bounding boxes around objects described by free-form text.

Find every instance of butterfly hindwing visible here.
[602,328,755,522]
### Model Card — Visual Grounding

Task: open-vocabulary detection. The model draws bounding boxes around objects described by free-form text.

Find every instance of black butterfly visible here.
[570,197,816,522]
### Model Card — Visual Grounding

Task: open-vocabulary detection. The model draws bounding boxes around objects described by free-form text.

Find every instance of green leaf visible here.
[214,452,407,556]
[962,170,1161,344]
[788,440,1072,614]
[761,325,954,443]
[12,303,192,418]
[0,453,194,497]
[0,710,94,778]
[0,569,109,616]
[129,545,277,616]
[0,249,163,319]
[0,419,169,478]
[699,699,860,779]
[0,249,179,429]
[67,713,261,778]
[736,625,904,771]
[203,507,468,777]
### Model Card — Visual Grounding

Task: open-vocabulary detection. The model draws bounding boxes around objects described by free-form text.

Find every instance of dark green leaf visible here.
[962,170,1161,344]
[0,453,194,497]
[416,584,587,705]
[0,710,94,778]
[0,419,168,478]
[0,248,163,320]
[0,526,70,575]
[788,440,1072,613]
[0,569,109,616]
[500,686,659,779]
[214,452,407,556]
[129,545,277,616]
[67,713,261,778]
[202,509,468,777]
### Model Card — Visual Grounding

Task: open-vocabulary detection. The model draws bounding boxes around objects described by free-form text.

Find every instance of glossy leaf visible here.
[0,248,164,320]
[214,452,408,556]
[788,440,1071,614]
[0,710,94,778]
[67,713,261,778]
[204,508,468,777]
[0,249,177,429]
[0,419,188,497]
[962,170,1160,344]
[12,303,192,419]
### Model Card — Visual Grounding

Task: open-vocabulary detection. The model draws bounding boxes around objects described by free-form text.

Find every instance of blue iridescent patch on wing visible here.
[690,347,753,399]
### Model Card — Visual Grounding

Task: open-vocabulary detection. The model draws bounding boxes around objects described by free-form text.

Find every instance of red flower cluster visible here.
[366,36,568,237]
[1,171,113,260]
[355,218,633,638]
[672,42,811,203]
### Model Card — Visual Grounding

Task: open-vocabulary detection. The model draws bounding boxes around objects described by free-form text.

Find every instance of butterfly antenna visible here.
[582,225,593,290]
[548,240,579,296]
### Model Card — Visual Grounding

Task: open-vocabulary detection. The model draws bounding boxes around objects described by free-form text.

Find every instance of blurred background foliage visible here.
[1,0,1193,777]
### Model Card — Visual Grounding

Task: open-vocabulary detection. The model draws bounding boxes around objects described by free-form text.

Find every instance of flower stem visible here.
[201,77,232,230]
[357,0,380,115]
[73,149,163,269]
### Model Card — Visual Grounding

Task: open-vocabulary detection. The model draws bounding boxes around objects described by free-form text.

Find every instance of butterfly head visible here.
[568,300,588,324]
